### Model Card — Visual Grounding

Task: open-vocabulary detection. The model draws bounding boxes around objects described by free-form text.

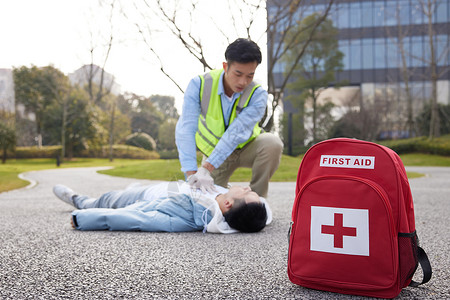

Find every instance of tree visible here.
[13,65,68,148]
[40,66,71,158]
[157,118,177,150]
[13,66,44,147]
[120,0,334,131]
[119,93,164,139]
[280,102,306,156]
[150,95,179,119]
[416,104,450,137]
[329,91,382,141]
[266,0,334,130]
[418,0,449,139]
[80,0,120,105]
[385,5,417,138]
[0,121,16,163]
[99,94,131,161]
[43,87,99,159]
[284,14,344,144]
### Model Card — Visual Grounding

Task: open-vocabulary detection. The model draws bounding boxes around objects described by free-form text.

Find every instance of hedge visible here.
[157,149,179,159]
[13,145,160,160]
[379,135,450,156]
[79,145,160,159]
[14,145,61,158]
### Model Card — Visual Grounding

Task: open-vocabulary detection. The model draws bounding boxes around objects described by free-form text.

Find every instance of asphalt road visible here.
[0,166,448,299]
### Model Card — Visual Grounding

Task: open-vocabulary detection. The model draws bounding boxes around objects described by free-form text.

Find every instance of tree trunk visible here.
[61,97,67,160]
[36,117,42,148]
[312,94,317,143]
[425,0,440,139]
[108,102,116,162]
[2,148,6,164]
[399,35,414,137]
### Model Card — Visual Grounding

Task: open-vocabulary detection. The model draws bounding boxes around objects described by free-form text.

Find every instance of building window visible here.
[411,36,424,67]
[350,2,362,28]
[361,1,374,27]
[314,4,326,14]
[435,0,447,23]
[373,1,385,27]
[362,39,375,69]
[374,38,387,69]
[338,3,350,28]
[385,0,398,26]
[398,0,411,25]
[436,34,450,66]
[329,4,339,26]
[411,1,423,25]
[402,36,413,68]
[387,37,400,68]
[339,40,350,70]
[350,39,362,70]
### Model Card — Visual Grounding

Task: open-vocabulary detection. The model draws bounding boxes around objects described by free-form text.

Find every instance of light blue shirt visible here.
[175,70,268,173]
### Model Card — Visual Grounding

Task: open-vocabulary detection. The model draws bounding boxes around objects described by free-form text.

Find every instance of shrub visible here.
[125,132,156,151]
[15,145,62,158]
[380,135,450,156]
[416,104,450,136]
[158,149,179,159]
[14,145,160,160]
[80,145,159,159]
[0,122,16,163]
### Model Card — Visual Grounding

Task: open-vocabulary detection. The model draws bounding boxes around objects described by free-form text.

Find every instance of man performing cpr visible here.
[176,38,283,197]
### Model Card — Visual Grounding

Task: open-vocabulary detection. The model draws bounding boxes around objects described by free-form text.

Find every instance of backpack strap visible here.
[409,246,432,287]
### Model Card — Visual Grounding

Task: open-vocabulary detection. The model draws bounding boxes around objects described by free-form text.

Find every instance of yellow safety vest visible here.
[195,69,262,156]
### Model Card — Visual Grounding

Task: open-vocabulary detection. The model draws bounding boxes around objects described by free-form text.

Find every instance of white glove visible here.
[187,167,217,194]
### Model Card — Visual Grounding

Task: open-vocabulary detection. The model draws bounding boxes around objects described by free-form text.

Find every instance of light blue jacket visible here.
[72,194,213,232]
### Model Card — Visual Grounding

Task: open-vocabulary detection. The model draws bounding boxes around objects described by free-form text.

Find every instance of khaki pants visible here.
[204,133,283,198]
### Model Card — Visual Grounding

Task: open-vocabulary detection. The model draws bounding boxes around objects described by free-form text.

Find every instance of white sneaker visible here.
[53,184,76,206]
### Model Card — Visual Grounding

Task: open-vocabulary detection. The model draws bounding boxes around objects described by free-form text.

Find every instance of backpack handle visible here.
[409,246,432,287]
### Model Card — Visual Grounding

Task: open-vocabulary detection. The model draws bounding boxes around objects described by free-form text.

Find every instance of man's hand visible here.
[187,166,217,193]
[70,216,75,229]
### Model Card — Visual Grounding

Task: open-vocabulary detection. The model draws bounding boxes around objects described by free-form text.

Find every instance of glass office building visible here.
[268,0,449,136]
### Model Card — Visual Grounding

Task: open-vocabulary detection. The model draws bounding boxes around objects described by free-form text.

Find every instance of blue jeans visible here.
[74,185,150,209]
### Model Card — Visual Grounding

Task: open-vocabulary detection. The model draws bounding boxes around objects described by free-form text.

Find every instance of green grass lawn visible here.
[399,153,450,166]
[97,155,305,182]
[0,158,144,193]
[99,154,429,181]
[1,152,449,193]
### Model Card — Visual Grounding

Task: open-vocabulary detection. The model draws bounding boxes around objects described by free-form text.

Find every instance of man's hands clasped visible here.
[187,166,217,193]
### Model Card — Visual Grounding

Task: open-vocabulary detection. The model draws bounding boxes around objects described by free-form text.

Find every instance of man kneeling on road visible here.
[176,38,283,197]
[53,181,271,233]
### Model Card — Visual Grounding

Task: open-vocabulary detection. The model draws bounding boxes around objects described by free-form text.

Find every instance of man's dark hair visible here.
[225,38,262,65]
[223,200,267,233]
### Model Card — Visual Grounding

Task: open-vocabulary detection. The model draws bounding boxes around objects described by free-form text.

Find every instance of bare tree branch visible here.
[118,0,335,131]
[264,0,335,129]
[419,0,442,138]
[122,1,185,93]
[96,0,116,103]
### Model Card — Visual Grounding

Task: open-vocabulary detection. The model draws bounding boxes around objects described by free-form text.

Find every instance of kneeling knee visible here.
[259,134,283,155]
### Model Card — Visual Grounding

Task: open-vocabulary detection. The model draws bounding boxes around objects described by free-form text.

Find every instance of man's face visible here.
[222,61,258,96]
[217,186,261,213]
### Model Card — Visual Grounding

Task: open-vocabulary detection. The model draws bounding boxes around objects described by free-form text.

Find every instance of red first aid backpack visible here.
[287,138,431,298]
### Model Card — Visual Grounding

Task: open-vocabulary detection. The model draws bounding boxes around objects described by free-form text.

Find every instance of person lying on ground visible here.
[52,181,272,233]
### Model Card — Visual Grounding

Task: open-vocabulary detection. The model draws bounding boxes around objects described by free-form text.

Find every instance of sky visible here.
[0,0,267,112]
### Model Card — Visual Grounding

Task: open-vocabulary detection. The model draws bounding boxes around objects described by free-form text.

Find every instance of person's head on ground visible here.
[216,186,267,233]
[222,38,262,97]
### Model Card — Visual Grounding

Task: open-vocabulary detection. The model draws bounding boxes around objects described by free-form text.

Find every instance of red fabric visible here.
[288,138,417,298]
